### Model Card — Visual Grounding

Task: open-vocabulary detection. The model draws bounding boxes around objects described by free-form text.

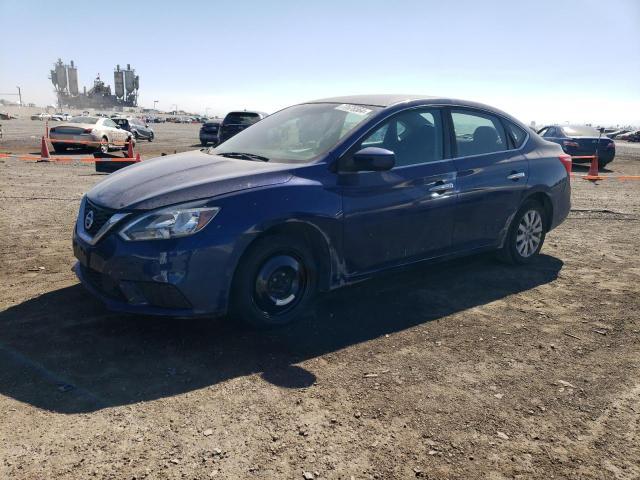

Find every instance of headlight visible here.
[119,205,220,241]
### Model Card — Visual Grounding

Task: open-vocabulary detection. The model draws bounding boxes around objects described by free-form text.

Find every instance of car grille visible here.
[80,264,126,301]
[85,199,117,236]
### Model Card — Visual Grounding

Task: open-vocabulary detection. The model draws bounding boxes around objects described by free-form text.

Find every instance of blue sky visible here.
[1,0,639,125]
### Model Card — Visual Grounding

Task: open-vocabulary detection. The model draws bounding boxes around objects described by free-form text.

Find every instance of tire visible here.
[98,137,109,154]
[133,131,140,140]
[201,140,208,147]
[148,132,154,142]
[53,144,67,153]
[497,199,547,265]
[230,234,317,328]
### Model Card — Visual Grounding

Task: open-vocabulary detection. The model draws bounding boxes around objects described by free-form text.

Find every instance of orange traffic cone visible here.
[586,152,600,179]
[135,152,141,162]
[39,136,51,162]
[126,138,134,159]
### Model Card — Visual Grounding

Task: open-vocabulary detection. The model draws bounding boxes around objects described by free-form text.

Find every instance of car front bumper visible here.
[72,220,238,318]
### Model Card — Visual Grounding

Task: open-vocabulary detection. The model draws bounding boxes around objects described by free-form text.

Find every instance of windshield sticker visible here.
[335,104,372,116]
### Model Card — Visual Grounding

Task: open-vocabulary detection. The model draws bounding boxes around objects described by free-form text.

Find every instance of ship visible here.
[49,59,139,109]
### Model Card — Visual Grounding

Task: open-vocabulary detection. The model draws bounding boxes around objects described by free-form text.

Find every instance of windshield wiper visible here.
[217,152,269,162]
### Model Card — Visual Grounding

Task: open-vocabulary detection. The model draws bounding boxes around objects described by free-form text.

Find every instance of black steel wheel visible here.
[231,234,317,328]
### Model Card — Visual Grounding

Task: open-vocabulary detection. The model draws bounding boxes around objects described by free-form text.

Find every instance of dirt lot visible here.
[1,121,639,479]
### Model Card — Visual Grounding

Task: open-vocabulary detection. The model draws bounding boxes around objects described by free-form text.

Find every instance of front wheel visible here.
[497,200,547,265]
[148,132,154,142]
[230,235,317,328]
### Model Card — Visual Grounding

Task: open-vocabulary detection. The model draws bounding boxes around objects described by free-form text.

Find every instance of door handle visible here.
[507,172,526,181]
[429,182,454,194]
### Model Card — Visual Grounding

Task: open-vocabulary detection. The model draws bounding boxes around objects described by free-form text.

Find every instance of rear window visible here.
[70,116,98,124]
[224,112,261,125]
[562,125,599,137]
[505,121,527,148]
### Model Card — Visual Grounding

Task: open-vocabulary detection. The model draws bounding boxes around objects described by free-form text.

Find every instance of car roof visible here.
[225,110,268,116]
[304,94,525,125]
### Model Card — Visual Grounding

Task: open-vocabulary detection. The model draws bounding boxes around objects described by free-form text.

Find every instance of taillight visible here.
[559,154,572,177]
[83,128,93,134]
[562,140,579,148]
[606,142,615,149]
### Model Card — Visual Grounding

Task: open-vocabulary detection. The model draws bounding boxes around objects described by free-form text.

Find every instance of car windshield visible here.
[212,103,381,163]
[70,116,98,124]
[224,112,261,125]
[563,125,599,137]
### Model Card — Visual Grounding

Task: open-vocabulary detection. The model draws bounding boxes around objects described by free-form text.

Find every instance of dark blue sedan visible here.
[537,124,615,168]
[73,95,571,327]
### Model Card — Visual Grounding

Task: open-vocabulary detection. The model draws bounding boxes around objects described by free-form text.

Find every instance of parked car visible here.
[73,95,571,327]
[218,110,268,143]
[112,117,155,141]
[50,113,72,121]
[199,119,222,146]
[50,116,133,153]
[618,130,640,142]
[31,113,51,121]
[537,124,615,168]
[72,95,571,328]
[606,129,629,139]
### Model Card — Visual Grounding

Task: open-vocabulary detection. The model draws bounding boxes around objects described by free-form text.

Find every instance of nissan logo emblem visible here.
[84,210,94,230]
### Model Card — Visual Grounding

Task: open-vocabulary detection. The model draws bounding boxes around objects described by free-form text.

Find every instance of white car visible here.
[51,112,72,121]
[49,116,133,153]
[31,113,52,121]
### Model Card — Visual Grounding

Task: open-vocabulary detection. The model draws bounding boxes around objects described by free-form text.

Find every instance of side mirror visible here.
[349,147,395,172]
[115,125,121,129]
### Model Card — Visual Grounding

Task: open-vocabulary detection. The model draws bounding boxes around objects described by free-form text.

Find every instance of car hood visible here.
[87,150,294,210]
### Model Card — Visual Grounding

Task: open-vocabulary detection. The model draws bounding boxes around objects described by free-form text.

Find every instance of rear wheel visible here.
[231,235,317,328]
[497,200,547,265]
[99,137,109,154]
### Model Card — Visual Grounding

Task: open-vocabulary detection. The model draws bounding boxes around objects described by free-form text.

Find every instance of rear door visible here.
[341,107,458,275]
[448,108,529,250]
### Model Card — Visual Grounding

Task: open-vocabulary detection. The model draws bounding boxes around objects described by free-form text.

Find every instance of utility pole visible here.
[153,100,158,111]
[16,86,22,106]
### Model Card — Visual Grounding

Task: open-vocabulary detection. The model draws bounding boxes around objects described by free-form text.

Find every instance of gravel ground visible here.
[1,121,639,479]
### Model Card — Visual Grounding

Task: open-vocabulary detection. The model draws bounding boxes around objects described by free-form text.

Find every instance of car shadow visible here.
[0,253,563,413]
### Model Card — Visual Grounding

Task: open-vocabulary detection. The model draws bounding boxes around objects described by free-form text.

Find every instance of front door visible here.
[341,108,457,275]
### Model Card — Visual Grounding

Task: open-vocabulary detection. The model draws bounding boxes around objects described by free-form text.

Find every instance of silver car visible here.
[49,116,133,153]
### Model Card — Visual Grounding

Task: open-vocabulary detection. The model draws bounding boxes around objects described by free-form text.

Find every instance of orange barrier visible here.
[0,152,140,163]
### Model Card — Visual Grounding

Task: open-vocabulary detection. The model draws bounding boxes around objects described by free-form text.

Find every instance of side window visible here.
[358,109,444,167]
[543,127,557,138]
[505,121,527,148]
[104,119,117,128]
[451,110,506,156]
